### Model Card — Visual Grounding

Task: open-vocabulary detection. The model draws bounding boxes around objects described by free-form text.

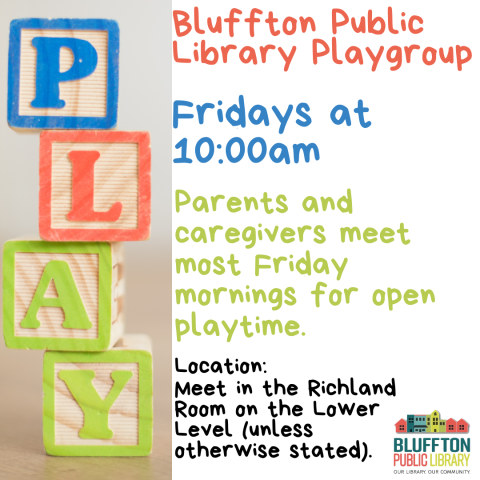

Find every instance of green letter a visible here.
[21,260,92,329]
[59,369,133,439]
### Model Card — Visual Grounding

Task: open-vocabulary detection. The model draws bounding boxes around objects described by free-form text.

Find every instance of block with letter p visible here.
[39,131,151,241]
[8,18,119,129]
[3,239,124,351]
[43,335,153,456]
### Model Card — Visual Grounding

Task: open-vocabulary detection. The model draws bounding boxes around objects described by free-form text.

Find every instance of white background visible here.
[173,0,480,478]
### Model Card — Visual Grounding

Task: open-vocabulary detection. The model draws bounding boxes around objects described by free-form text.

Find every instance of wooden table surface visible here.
[0,261,172,480]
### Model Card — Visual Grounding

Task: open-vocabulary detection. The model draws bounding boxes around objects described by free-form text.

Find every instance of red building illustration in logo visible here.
[458,419,469,432]
[446,418,457,433]
[395,419,407,433]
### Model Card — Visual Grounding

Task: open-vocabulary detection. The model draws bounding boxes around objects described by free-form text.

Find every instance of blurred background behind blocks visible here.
[0,0,171,478]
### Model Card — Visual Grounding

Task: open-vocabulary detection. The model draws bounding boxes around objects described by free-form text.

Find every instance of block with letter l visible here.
[7,18,119,129]
[3,238,124,351]
[39,130,151,242]
[43,335,153,456]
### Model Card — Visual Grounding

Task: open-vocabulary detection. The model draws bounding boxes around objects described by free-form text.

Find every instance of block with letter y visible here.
[3,238,124,350]
[43,335,153,456]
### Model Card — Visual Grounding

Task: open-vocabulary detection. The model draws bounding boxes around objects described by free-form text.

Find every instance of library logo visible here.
[392,410,471,472]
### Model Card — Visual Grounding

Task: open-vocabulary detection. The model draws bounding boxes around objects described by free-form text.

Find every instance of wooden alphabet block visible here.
[7,18,119,129]
[39,131,151,242]
[43,335,153,456]
[3,238,124,351]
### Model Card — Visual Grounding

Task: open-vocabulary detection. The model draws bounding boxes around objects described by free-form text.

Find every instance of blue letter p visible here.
[31,37,98,109]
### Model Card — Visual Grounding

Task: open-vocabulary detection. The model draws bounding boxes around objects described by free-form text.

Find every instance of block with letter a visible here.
[2,238,124,351]
[43,335,153,456]
[39,130,151,241]
[7,18,119,129]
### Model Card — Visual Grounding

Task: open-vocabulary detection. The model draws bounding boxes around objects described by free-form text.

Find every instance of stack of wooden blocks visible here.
[4,18,153,456]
